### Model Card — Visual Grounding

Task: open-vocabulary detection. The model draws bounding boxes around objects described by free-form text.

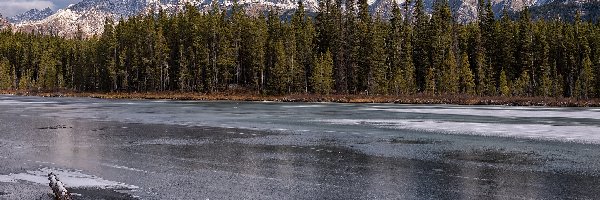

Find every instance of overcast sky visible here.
[0,0,78,17]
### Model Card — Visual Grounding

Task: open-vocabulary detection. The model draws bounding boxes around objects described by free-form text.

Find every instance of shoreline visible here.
[1,89,599,107]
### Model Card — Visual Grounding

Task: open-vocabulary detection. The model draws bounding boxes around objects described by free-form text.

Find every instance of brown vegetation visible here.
[2,89,600,107]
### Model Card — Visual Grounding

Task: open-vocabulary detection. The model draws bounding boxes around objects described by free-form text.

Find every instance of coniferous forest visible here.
[0,0,599,99]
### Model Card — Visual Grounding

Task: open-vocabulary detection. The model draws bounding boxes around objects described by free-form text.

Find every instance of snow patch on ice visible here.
[361,107,600,120]
[281,105,325,108]
[101,164,147,173]
[321,119,600,144]
[135,138,208,146]
[0,167,138,189]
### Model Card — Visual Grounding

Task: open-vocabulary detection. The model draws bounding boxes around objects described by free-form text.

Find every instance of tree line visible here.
[0,0,599,99]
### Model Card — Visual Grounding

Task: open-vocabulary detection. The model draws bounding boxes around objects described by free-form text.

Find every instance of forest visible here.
[0,0,598,99]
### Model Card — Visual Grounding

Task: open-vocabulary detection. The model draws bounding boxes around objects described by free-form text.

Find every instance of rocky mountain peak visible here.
[8,7,54,24]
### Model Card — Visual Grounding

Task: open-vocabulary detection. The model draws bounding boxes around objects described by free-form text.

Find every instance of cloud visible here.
[0,0,56,17]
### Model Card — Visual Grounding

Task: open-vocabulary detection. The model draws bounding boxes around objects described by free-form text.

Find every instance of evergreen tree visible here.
[534,22,552,96]
[344,0,360,93]
[413,0,430,91]
[292,1,314,93]
[369,15,388,95]
[513,70,531,96]
[388,3,404,95]
[425,67,436,94]
[440,48,459,94]
[516,7,534,96]
[459,52,475,95]
[98,18,117,91]
[312,50,334,94]
[575,54,594,99]
[0,58,11,89]
[499,69,510,96]
[154,27,170,91]
[356,0,371,93]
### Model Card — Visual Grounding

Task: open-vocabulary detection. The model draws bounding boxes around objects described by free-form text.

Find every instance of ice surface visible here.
[2,95,599,145]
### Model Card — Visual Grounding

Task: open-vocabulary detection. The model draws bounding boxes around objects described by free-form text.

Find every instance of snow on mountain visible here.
[8,8,54,24]
[7,0,593,37]
[13,0,319,37]
[0,14,10,30]
[369,0,556,23]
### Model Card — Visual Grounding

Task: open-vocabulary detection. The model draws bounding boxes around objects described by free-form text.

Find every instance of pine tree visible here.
[516,7,534,96]
[216,11,235,92]
[388,3,404,95]
[98,18,117,91]
[292,1,314,93]
[0,58,11,89]
[513,70,530,96]
[425,67,436,94]
[499,69,510,96]
[534,22,552,96]
[312,50,334,95]
[38,47,58,89]
[331,0,347,93]
[369,15,388,95]
[575,54,594,99]
[400,17,417,95]
[459,52,475,95]
[498,10,515,80]
[344,0,359,93]
[475,50,487,95]
[413,0,430,91]
[282,24,299,93]
[154,27,170,91]
[270,40,288,94]
[357,0,371,93]
[440,48,459,94]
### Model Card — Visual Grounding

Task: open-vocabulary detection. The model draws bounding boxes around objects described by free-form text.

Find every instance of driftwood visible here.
[48,172,72,200]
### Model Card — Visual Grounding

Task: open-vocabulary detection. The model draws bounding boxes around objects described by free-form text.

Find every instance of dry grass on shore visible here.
[1,89,599,107]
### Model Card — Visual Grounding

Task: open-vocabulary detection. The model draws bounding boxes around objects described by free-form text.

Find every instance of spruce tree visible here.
[388,3,404,95]
[0,58,11,89]
[312,50,334,95]
[440,48,459,94]
[413,0,430,91]
[292,1,314,93]
[499,69,510,96]
[154,27,170,91]
[401,15,417,95]
[575,54,594,99]
[516,7,534,96]
[369,15,388,95]
[459,52,475,95]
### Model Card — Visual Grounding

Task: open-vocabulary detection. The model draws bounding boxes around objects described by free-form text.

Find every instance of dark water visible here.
[0,95,599,199]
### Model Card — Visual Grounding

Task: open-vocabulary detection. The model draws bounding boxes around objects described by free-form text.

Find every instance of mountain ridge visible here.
[8,8,54,24]
[3,0,597,36]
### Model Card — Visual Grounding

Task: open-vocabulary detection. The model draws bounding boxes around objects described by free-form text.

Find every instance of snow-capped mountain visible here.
[8,0,598,37]
[13,0,318,37]
[369,0,558,23]
[8,8,54,24]
[0,14,10,30]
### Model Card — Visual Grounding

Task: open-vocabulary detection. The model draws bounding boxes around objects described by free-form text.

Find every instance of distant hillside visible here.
[528,0,600,22]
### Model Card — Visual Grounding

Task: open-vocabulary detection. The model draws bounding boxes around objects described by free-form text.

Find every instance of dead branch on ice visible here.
[48,172,72,200]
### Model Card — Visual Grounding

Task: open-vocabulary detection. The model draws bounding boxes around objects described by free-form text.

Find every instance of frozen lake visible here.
[0,95,599,199]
